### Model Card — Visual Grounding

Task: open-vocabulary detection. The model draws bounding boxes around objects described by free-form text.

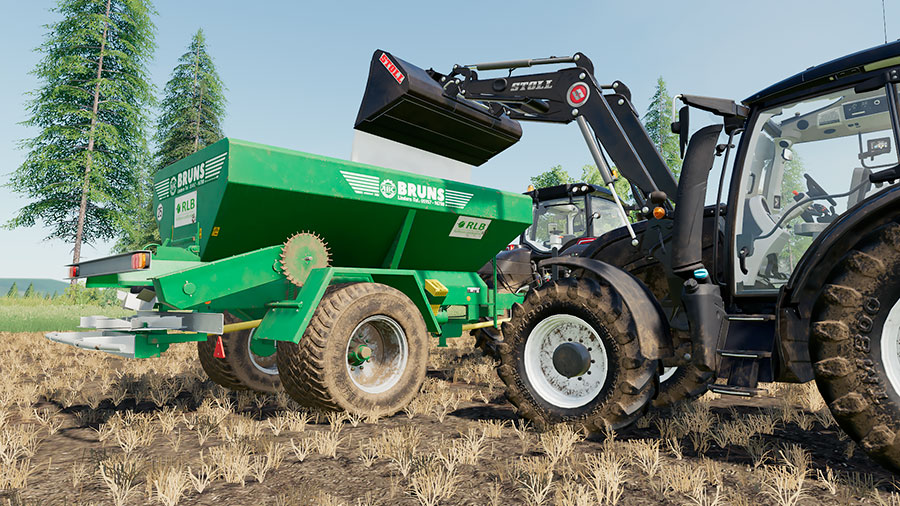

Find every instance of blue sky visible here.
[0,0,896,279]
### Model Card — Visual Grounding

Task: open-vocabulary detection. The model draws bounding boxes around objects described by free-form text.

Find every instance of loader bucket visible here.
[354,50,522,166]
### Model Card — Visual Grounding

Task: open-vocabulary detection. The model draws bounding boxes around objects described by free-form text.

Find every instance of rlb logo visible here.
[449,216,491,240]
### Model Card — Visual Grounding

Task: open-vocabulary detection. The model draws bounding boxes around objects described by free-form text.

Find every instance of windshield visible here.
[732,85,900,294]
[523,194,621,252]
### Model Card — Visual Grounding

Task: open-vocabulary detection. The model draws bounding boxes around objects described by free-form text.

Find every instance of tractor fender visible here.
[778,184,900,382]
[539,256,673,360]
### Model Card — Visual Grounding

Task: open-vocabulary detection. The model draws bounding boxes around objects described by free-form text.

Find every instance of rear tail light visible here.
[576,238,596,245]
[68,266,79,278]
[131,252,150,270]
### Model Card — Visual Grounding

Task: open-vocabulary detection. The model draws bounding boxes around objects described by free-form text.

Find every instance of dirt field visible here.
[1,331,899,506]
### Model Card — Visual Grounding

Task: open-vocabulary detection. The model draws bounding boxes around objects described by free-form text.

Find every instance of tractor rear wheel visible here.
[197,312,282,393]
[277,283,428,415]
[811,221,900,473]
[498,277,657,431]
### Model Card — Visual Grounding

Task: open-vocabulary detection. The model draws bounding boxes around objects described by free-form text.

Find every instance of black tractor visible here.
[478,182,620,291]
[356,42,900,473]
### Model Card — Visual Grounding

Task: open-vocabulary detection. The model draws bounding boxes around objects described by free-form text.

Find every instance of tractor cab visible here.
[521,183,620,256]
[732,83,900,295]
[477,182,620,293]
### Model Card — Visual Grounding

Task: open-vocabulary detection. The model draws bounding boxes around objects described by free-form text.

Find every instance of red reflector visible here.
[213,336,226,358]
[577,238,596,245]
[68,266,79,278]
[131,253,148,270]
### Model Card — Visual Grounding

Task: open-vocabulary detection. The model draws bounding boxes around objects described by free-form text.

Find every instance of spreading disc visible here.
[280,232,331,286]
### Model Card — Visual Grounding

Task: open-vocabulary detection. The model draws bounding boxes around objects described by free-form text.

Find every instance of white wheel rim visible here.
[660,366,678,384]
[346,315,408,394]
[882,299,900,397]
[524,314,608,409]
[246,329,279,375]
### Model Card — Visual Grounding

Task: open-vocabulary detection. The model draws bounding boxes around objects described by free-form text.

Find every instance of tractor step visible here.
[714,315,777,391]
[716,349,772,359]
[708,384,766,397]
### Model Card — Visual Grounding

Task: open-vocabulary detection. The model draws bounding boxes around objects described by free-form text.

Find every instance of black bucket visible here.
[354,50,522,167]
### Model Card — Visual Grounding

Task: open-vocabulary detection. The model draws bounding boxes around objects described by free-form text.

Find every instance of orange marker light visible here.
[652,207,666,219]
[131,252,149,269]
[527,184,535,192]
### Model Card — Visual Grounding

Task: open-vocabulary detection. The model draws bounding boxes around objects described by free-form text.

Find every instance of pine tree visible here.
[642,76,682,176]
[24,283,35,298]
[116,29,226,252]
[154,28,226,170]
[6,283,18,298]
[7,0,156,265]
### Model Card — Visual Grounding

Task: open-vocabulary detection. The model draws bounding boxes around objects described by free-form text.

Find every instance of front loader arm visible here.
[443,55,678,200]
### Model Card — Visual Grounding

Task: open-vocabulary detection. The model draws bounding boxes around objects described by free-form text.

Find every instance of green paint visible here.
[73,139,532,360]
[153,139,532,272]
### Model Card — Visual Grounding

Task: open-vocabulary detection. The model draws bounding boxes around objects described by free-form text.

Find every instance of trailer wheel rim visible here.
[524,314,608,409]
[346,315,408,394]
[247,329,278,375]
[882,298,900,397]
[660,366,678,384]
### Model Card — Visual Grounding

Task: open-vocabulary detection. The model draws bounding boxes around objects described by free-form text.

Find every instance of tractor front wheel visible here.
[498,277,657,431]
[277,283,428,415]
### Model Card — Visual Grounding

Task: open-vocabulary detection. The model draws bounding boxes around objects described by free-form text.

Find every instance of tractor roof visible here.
[744,40,900,106]
[527,183,612,202]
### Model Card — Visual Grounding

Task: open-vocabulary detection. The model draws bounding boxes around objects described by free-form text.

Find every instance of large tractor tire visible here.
[811,221,900,472]
[654,365,714,407]
[197,312,282,393]
[626,264,713,408]
[498,277,658,431]
[277,283,428,415]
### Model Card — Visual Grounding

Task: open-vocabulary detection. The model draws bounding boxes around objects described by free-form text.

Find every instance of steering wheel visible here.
[804,173,838,206]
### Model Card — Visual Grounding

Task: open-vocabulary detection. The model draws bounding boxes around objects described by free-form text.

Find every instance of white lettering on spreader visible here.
[340,171,472,210]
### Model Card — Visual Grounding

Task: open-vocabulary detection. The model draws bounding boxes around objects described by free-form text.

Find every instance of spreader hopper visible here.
[153,138,531,273]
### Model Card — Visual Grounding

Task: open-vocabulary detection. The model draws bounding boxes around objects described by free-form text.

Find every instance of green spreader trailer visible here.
[49,138,532,415]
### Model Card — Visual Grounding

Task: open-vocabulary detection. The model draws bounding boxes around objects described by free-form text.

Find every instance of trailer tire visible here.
[277,283,428,415]
[197,312,282,393]
[498,277,657,431]
[811,221,900,473]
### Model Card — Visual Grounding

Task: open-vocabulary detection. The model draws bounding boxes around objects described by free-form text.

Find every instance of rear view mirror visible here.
[670,106,690,158]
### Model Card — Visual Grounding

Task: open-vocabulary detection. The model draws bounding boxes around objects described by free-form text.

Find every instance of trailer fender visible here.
[540,256,673,360]
[253,267,441,345]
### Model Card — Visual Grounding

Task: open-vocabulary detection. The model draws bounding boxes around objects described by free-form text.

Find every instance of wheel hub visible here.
[523,313,609,409]
[348,344,373,366]
[346,316,408,394]
[552,342,591,378]
[882,297,900,397]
